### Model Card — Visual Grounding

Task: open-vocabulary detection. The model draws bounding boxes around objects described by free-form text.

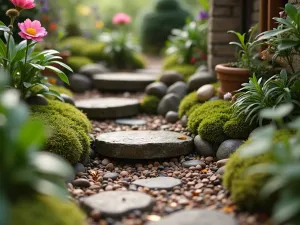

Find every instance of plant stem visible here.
[4,18,15,69]
[21,40,30,99]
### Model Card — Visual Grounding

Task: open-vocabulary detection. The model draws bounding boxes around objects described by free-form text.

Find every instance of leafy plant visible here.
[239,103,300,225]
[232,70,300,126]
[166,20,208,66]
[0,69,74,225]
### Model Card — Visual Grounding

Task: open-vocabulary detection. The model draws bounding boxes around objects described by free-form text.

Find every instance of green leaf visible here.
[257,28,293,40]
[33,178,69,200]
[50,61,73,72]
[285,3,298,22]
[0,191,9,225]
[0,25,10,33]
[44,66,69,85]
[239,139,273,158]
[260,104,294,119]
[30,63,45,70]
[278,40,300,50]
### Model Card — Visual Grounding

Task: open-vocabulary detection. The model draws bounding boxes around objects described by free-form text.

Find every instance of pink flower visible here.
[112,13,131,25]
[18,19,47,42]
[10,0,36,10]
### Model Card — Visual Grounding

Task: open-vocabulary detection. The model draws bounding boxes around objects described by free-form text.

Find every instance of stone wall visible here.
[289,0,300,7]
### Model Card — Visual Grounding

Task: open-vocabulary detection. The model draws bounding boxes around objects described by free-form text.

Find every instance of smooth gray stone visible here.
[136,68,161,75]
[182,160,205,168]
[159,71,185,86]
[60,93,75,105]
[81,191,154,217]
[157,93,181,116]
[95,131,193,159]
[165,111,179,123]
[181,115,188,127]
[115,119,146,126]
[146,209,238,225]
[76,98,140,119]
[167,81,188,99]
[194,135,215,157]
[145,82,168,98]
[187,71,215,91]
[133,177,181,190]
[72,178,90,188]
[26,94,48,105]
[74,163,86,174]
[69,73,92,93]
[216,139,244,160]
[79,63,109,77]
[103,172,119,180]
[93,72,156,92]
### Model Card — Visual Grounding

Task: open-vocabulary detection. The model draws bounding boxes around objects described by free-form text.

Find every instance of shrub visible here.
[140,0,191,53]
[83,43,106,62]
[140,95,160,114]
[50,85,73,97]
[223,116,258,140]
[162,54,180,70]
[132,53,147,69]
[187,100,231,134]
[178,91,199,118]
[67,56,93,72]
[58,37,89,56]
[11,195,85,225]
[167,64,197,81]
[198,113,231,143]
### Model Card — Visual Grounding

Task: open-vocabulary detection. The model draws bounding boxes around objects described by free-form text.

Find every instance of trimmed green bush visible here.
[12,195,85,225]
[50,85,73,97]
[223,116,258,140]
[83,43,106,62]
[178,91,199,118]
[67,56,93,72]
[58,37,89,56]
[187,100,231,134]
[132,53,147,69]
[162,54,180,70]
[140,0,191,53]
[167,64,197,81]
[140,95,160,114]
[198,113,231,143]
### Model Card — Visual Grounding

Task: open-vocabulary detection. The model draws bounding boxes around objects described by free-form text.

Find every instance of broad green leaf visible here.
[50,61,73,72]
[273,193,300,223]
[278,40,300,50]
[33,179,69,200]
[260,104,294,119]
[257,28,293,40]
[285,3,298,22]
[30,63,45,70]
[44,66,69,85]
[239,140,273,158]
[0,25,10,33]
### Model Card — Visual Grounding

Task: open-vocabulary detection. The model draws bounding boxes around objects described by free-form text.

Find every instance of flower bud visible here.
[224,92,232,101]
[6,9,20,18]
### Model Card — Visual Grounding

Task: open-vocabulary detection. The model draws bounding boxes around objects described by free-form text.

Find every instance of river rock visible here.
[133,177,181,190]
[157,93,181,116]
[159,71,185,86]
[69,73,92,93]
[167,81,188,99]
[194,135,214,157]
[216,139,244,160]
[79,63,109,77]
[197,84,215,102]
[60,93,75,105]
[165,111,179,123]
[26,94,48,105]
[145,82,168,98]
[187,72,215,91]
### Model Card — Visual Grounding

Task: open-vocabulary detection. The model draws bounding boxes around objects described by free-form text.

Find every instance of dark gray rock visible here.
[69,73,92,93]
[93,72,156,92]
[26,94,48,105]
[187,71,215,91]
[133,177,181,190]
[182,160,205,168]
[95,131,193,159]
[115,119,146,126]
[146,209,238,225]
[216,166,226,175]
[72,178,90,188]
[165,111,179,123]
[76,98,140,119]
[196,65,209,72]
[60,93,75,105]
[194,135,214,157]
[74,163,86,174]
[216,139,244,160]
[81,191,154,217]
[103,172,119,180]
[167,81,188,99]
[157,93,181,116]
[159,71,185,86]
[145,82,168,98]
[79,63,109,77]
[181,115,188,127]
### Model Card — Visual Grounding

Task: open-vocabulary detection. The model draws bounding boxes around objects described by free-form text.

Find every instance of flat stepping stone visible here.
[75,98,139,119]
[95,131,193,159]
[103,172,119,180]
[93,72,156,92]
[146,209,238,225]
[136,68,161,75]
[182,160,206,168]
[81,191,154,217]
[115,119,146,126]
[133,177,181,190]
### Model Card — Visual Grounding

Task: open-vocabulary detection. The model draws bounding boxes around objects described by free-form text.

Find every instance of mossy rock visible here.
[83,43,106,62]
[187,100,231,134]
[58,37,89,56]
[223,116,258,140]
[11,195,85,225]
[198,113,231,143]
[178,91,199,118]
[223,129,295,210]
[67,56,93,73]
[162,54,180,70]
[166,64,197,81]
[140,95,160,114]
[50,85,73,97]
[132,53,146,69]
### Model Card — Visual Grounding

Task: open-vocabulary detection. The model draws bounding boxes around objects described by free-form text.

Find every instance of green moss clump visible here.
[11,195,85,225]
[162,54,180,70]
[187,100,231,134]
[50,85,73,97]
[211,82,220,96]
[186,104,202,117]
[131,53,146,69]
[83,43,106,62]
[140,95,160,114]
[67,56,93,72]
[178,91,199,118]
[223,116,258,139]
[58,37,89,56]
[198,113,231,143]
[167,64,197,81]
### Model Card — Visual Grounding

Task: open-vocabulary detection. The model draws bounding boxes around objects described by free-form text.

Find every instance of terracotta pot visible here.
[215,64,250,98]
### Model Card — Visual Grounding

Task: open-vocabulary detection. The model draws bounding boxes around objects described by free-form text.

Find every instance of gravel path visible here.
[71,91,270,225]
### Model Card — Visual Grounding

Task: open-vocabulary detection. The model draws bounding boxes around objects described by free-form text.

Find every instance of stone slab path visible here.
[93,72,157,92]
[75,98,140,119]
[95,131,193,159]
[133,177,182,190]
[115,119,146,126]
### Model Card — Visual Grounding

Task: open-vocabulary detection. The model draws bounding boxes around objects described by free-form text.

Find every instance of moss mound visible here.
[166,64,197,81]
[58,37,89,56]
[140,95,160,114]
[187,100,231,134]
[30,100,91,163]
[132,53,146,69]
[223,116,257,140]
[163,54,180,70]
[50,85,73,97]
[178,91,199,118]
[67,56,93,72]
[12,195,85,225]
[83,43,106,62]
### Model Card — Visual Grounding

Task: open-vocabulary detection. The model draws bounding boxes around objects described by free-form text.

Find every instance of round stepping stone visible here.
[75,98,139,119]
[93,72,156,92]
[115,119,146,126]
[103,172,119,180]
[132,177,181,190]
[95,131,193,159]
[182,160,205,168]
[146,209,238,225]
[81,191,154,217]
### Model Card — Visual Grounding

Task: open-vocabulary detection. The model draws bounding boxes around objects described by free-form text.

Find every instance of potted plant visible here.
[215,25,262,97]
